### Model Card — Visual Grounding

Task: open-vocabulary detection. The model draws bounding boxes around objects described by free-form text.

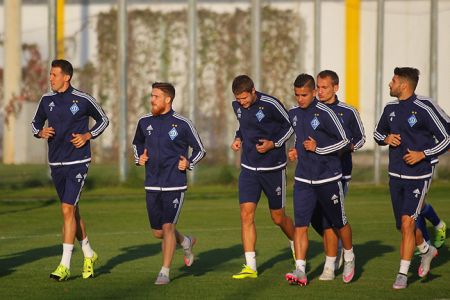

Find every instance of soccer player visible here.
[285,73,355,286]
[230,75,295,279]
[374,67,449,289]
[314,70,365,280]
[414,96,449,250]
[132,82,206,285]
[31,59,109,281]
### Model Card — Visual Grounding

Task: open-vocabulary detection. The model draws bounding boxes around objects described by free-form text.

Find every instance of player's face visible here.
[389,75,403,98]
[49,67,70,92]
[234,88,257,108]
[151,88,171,116]
[294,86,316,109]
[317,76,338,104]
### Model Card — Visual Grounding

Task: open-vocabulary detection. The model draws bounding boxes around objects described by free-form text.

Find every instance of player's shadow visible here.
[0,199,57,216]
[407,244,447,286]
[308,240,394,282]
[172,244,242,280]
[96,243,161,277]
[258,240,323,275]
[0,244,60,277]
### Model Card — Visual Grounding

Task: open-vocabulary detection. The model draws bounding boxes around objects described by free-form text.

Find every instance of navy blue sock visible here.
[421,203,441,226]
[416,215,430,243]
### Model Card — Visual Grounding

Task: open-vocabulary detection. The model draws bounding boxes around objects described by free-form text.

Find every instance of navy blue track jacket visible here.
[374,94,450,179]
[132,109,206,191]
[232,91,293,171]
[31,86,109,165]
[289,98,349,185]
[325,97,365,180]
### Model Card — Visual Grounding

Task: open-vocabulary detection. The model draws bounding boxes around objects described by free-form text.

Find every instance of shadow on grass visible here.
[0,199,57,216]
[0,245,60,277]
[96,243,161,277]
[308,240,395,282]
[172,244,242,280]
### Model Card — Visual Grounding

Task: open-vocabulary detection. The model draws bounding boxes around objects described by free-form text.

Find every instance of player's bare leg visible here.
[270,208,295,241]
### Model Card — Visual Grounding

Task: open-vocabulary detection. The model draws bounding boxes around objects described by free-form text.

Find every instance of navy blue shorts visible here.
[293,180,347,228]
[310,179,351,235]
[146,191,185,230]
[50,163,89,205]
[238,168,286,210]
[389,177,428,229]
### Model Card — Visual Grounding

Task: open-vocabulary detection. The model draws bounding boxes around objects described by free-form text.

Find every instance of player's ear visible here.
[333,84,339,93]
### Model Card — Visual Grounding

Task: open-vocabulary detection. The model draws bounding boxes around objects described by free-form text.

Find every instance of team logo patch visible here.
[49,101,55,111]
[173,198,179,208]
[168,127,178,140]
[76,173,83,183]
[311,116,320,130]
[413,188,421,198]
[256,109,265,122]
[276,186,282,196]
[237,108,242,119]
[70,103,79,115]
[292,116,297,126]
[146,125,153,135]
[408,114,417,127]
[389,111,396,121]
[331,194,339,204]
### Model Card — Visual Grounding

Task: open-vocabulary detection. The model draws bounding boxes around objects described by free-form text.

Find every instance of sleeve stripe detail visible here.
[260,95,290,121]
[72,90,109,137]
[337,102,366,150]
[414,100,450,155]
[416,95,450,123]
[173,113,206,165]
[315,103,349,154]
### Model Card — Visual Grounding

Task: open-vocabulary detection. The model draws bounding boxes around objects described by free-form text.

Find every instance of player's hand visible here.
[403,148,425,165]
[288,148,298,161]
[38,127,55,139]
[303,136,317,152]
[138,148,149,166]
[256,139,274,153]
[178,155,189,171]
[385,134,401,147]
[70,132,92,148]
[231,138,242,152]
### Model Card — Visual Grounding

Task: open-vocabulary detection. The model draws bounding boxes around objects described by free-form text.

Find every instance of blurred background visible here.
[0,0,449,187]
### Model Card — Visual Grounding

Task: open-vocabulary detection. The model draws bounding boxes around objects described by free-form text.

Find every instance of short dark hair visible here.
[51,59,73,81]
[317,70,339,85]
[232,75,254,95]
[152,82,175,101]
[294,73,315,90]
[394,67,420,90]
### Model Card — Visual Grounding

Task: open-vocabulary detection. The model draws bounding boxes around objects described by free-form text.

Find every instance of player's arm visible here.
[314,108,349,155]
[132,120,147,166]
[182,120,206,171]
[349,108,366,151]
[270,100,294,149]
[374,107,394,146]
[84,95,109,139]
[31,97,53,139]
[418,103,450,160]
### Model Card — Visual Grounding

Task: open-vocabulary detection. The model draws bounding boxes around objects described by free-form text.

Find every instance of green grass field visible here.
[0,165,449,299]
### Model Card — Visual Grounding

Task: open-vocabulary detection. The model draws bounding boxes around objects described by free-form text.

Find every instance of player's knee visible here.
[152,229,163,239]
[271,214,284,226]
[61,204,75,219]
